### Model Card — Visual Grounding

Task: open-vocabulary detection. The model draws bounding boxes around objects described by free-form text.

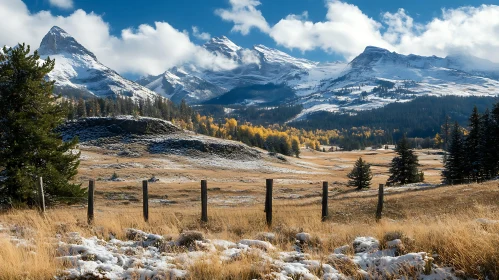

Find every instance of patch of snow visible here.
[353,236,380,253]
[238,239,275,251]
[53,230,459,280]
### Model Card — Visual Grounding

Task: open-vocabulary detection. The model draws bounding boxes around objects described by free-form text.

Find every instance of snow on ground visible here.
[340,183,440,198]
[185,155,328,175]
[53,229,458,280]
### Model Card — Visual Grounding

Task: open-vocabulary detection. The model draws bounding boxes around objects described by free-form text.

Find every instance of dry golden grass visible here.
[1,148,498,279]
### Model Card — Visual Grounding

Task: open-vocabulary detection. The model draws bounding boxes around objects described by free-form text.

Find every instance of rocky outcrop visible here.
[58,116,261,160]
[59,116,181,142]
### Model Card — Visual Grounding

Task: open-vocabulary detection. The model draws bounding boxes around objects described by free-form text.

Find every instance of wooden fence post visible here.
[322,181,328,221]
[201,180,208,223]
[87,180,95,225]
[376,184,384,222]
[143,180,149,223]
[37,177,45,214]
[265,179,273,227]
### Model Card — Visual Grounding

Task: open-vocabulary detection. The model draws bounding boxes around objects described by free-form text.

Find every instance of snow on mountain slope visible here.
[129,36,499,119]
[197,37,347,98]
[203,36,242,60]
[287,46,499,121]
[38,26,158,100]
[136,67,225,103]
[445,54,499,79]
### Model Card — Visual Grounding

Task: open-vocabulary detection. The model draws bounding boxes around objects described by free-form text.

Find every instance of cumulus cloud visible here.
[385,5,499,60]
[0,0,238,75]
[192,26,211,40]
[49,0,73,10]
[270,1,391,59]
[215,0,270,35]
[216,0,499,62]
[240,49,260,66]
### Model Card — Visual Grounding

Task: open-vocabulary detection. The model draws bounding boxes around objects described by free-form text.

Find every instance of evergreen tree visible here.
[442,122,466,184]
[76,98,86,118]
[0,44,84,205]
[491,103,499,177]
[465,106,482,182]
[387,135,421,185]
[291,138,300,158]
[347,157,372,190]
[479,109,497,180]
[441,115,451,151]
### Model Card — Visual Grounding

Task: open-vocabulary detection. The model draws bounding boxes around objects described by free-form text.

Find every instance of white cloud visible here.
[49,0,73,10]
[216,0,499,62]
[215,0,270,35]
[270,1,391,59]
[0,0,238,75]
[192,26,211,40]
[240,49,260,66]
[384,5,499,60]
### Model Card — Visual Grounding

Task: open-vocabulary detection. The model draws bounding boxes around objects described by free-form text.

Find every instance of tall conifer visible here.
[387,135,421,185]
[442,122,466,184]
[0,44,84,205]
[465,106,482,182]
[347,157,372,190]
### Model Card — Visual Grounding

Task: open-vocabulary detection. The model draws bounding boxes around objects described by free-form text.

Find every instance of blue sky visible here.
[3,0,499,76]
[21,0,499,62]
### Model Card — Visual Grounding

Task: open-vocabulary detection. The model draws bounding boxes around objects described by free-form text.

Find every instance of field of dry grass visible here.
[1,147,498,279]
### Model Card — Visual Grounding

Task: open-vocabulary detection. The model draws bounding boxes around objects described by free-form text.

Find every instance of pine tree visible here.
[491,103,499,177]
[76,98,86,118]
[465,106,482,182]
[347,157,372,190]
[0,44,84,205]
[441,115,451,151]
[387,135,421,185]
[442,122,466,184]
[291,138,300,158]
[479,109,496,180]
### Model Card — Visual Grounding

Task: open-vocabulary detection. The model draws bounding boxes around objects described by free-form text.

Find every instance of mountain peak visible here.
[363,46,391,54]
[204,36,241,59]
[48,26,70,36]
[349,46,395,68]
[38,26,97,60]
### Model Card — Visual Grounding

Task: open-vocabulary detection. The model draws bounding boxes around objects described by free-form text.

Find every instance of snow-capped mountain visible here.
[38,26,157,100]
[200,37,325,92]
[136,36,346,103]
[135,67,225,103]
[35,26,499,119]
[139,37,499,120]
[290,46,499,120]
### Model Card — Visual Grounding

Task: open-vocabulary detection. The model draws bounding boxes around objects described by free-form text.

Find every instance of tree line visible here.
[443,104,499,184]
[292,96,498,141]
[63,97,302,157]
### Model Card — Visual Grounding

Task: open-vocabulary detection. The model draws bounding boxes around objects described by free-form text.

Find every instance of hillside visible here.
[291,95,499,138]
[203,83,296,106]
[59,116,262,161]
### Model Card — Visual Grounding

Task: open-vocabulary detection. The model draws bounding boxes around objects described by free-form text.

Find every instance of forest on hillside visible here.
[291,96,499,139]
[62,95,499,153]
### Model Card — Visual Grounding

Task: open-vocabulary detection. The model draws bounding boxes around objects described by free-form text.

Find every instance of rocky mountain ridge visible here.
[37,26,158,100]
[35,26,499,120]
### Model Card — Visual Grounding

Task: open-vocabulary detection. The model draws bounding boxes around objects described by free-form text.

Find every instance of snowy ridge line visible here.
[34,26,499,118]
